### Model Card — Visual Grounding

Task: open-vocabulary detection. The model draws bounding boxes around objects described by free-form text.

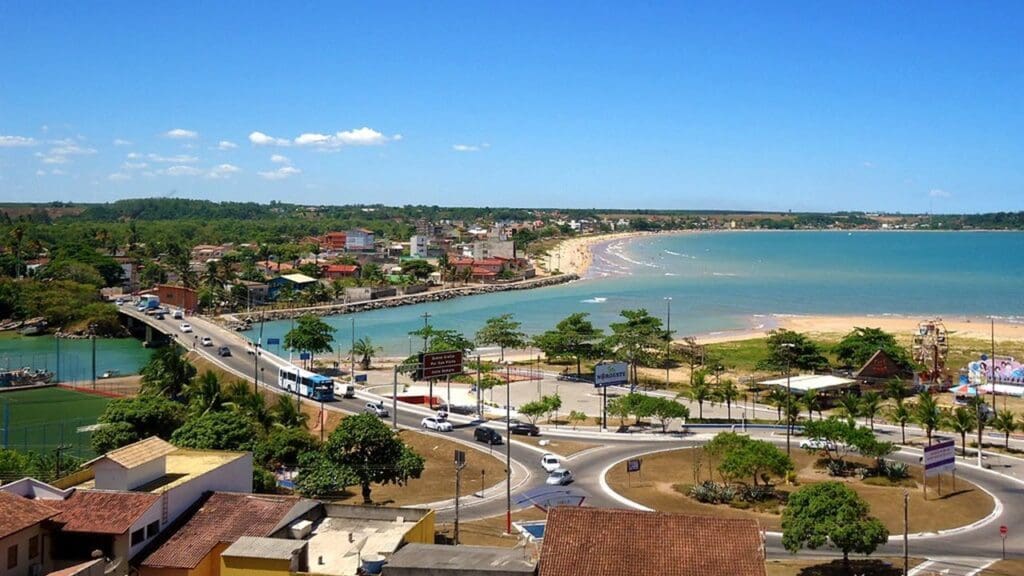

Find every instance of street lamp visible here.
[781,342,796,456]
[664,297,672,389]
[504,361,512,534]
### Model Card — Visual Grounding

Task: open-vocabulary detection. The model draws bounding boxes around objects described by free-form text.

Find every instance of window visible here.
[28,536,38,559]
[130,528,146,547]
[6,544,16,569]
[146,520,160,539]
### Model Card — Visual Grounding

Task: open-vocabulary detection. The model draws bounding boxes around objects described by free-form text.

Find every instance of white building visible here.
[410,235,429,258]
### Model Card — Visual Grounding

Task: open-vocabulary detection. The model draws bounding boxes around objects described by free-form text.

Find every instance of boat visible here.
[0,368,54,388]
[100,369,121,379]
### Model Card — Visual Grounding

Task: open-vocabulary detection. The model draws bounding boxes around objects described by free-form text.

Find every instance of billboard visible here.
[923,439,956,477]
[419,351,464,380]
[594,362,628,388]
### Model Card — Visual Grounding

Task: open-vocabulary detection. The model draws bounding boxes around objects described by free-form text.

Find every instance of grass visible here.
[0,386,111,457]
[512,435,599,456]
[605,447,993,534]
[766,558,924,576]
[980,559,1024,575]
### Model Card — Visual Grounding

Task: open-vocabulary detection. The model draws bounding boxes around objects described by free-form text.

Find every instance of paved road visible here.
[119,307,1023,569]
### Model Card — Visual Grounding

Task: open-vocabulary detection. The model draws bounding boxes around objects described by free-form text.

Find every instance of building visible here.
[267,274,318,299]
[410,236,428,258]
[471,240,514,260]
[538,508,766,576]
[323,232,348,251]
[0,491,59,576]
[345,229,375,252]
[322,264,359,279]
[229,280,269,306]
[156,284,199,312]
[383,544,535,576]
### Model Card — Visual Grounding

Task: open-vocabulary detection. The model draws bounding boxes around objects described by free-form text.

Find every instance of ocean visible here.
[249,231,1024,356]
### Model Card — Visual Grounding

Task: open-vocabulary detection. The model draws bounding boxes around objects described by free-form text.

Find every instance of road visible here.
[119,306,1023,571]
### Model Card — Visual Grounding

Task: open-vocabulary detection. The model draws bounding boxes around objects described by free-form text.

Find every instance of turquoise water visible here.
[246,231,1024,356]
[0,334,153,383]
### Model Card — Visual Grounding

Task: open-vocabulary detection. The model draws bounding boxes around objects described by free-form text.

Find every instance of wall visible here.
[403,510,435,544]
[221,556,291,576]
[164,454,253,526]
[138,542,226,576]
[124,459,166,491]
[128,500,165,560]
[0,525,48,576]
[91,460,128,491]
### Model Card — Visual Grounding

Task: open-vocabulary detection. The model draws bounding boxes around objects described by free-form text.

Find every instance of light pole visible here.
[505,361,512,534]
[782,342,795,456]
[664,296,672,389]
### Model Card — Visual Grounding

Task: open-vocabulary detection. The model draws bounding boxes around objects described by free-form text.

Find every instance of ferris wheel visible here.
[912,318,949,382]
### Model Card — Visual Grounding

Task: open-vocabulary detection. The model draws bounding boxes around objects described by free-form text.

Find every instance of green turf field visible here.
[0,386,111,457]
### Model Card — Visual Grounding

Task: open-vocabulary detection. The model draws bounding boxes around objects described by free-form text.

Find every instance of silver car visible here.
[546,468,573,486]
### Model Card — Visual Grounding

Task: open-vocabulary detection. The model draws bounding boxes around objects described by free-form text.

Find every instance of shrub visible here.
[738,484,777,503]
[882,460,909,480]
[825,460,847,477]
[688,480,735,504]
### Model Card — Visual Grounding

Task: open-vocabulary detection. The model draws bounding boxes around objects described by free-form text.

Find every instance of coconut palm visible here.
[912,392,942,445]
[993,410,1019,450]
[800,388,823,421]
[186,371,224,416]
[888,397,911,445]
[837,392,862,423]
[686,371,713,421]
[716,379,741,422]
[272,395,309,429]
[945,406,976,458]
[351,337,381,370]
[860,391,882,430]
[766,387,789,423]
[884,378,906,400]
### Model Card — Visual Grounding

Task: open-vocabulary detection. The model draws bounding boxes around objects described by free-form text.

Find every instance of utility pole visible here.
[454,450,466,545]
[505,362,512,534]
[903,490,909,575]
[664,296,672,388]
[392,364,400,429]
[476,355,482,416]
[782,342,795,456]
[91,335,97,390]
[420,312,432,353]
[351,317,356,381]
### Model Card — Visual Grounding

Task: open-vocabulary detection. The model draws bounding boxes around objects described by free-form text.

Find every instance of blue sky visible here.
[0,2,1021,213]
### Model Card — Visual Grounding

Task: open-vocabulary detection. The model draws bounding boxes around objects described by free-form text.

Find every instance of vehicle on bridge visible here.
[278,367,334,402]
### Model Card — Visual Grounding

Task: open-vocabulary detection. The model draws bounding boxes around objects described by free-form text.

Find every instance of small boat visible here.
[0,368,54,387]
[100,370,121,379]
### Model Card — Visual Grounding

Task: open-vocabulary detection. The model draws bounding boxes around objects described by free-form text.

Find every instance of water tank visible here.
[289,520,313,540]
[361,554,386,575]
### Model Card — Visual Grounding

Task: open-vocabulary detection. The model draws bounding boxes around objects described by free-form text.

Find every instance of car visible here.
[115,298,125,305]
[172,310,184,319]
[154,312,165,320]
[474,426,503,445]
[545,468,573,486]
[179,323,192,333]
[799,438,837,451]
[365,402,390,418]
[200,336,213,347]
[421,417,453,432]
[217,346,231,357]
[540,453,561,472]
[508,420,540,436]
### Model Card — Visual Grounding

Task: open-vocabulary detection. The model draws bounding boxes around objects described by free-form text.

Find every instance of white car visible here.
[800,438,836,451]
[200,336,213,347]
[421,417,453,432]
[546,468,574,486]
[540,453,561,473]
[179,323,193,333]
[172,310,184,319]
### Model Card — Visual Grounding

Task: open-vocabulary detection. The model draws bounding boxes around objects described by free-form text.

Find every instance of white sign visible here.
[594,362,629,388]
[923,439,956,477]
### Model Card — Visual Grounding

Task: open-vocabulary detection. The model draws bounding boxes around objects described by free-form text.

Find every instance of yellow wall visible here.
[403,510,435,544]
[139,543,227,576]
[221,556,290,576]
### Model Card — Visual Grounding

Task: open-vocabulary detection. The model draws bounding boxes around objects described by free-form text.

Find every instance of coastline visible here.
[543,230,677,277]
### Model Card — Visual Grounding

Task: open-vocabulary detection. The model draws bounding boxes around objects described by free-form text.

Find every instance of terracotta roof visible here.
[538,508,766,576]
[87,436,176,469]
[0,491,59,539]
[450,257,475,266]
[49,490,161,534]
[471,267,498,276]
[325,264,359,273]
[141,492,304,569]
[477,257,508,266]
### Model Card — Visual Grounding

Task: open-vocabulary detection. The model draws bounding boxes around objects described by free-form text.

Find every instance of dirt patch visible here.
[766,558,925,576]
[979,559,1024,576]
[606,448,994,534]
[513,435,600,457]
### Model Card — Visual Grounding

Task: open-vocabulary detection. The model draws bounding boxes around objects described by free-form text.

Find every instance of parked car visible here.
[474,426,503,445]
[546,468,574,486]
[172,309,184,319]
[508,420,540,436]
[421,417,453,432]
[217,346,231,357]
[179,323,192,333]
[365,402,389,418]
[540,453,561,472]
[200,336,213,347]
[799,438,837,451]
[439,403,476,416]
[154,312,164,320]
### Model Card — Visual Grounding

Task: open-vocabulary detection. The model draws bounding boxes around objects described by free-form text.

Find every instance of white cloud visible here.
[249,131,291,146]
[126,152,143,159]
[216,140,238,150]
[862,161,874,168]
[50,169,66,176]
[452,144,480,152]
[207,164,241,179]
[165,128,198,139]
[107,172,131,181]
[113,138,132,146]
[294,133,331,146]
[122,162,148,170]
[258,166,301,180]
[49,144,96,156]
[929,189,952,198]
[0,135,38,147]
[329,127,396,147]
[148,153,199,163]
[35,169,46,176]
[270,154,291,164]
[159,165,203,176]
[36,153,68,165]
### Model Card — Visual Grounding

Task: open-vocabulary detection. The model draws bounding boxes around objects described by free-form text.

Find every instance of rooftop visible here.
[75,448,248,493]
[0,491,59,540]
[222,536,307,561]
[538,508,765,576]
[84,436,176,469]
[48,490,160,535]
[279,273,318,284]
[385,543,535,574]
[759,374,857,394]
[302,513,419,575]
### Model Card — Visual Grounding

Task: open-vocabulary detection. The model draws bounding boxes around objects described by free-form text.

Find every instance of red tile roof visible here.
[140,492,303,569]
[471,267,498,276]
[325,264,359,273]
[49,490,161,535]
[477,257,508,266]
[538,508,766,576]
[450,257,475,266]
[0,492,59,540]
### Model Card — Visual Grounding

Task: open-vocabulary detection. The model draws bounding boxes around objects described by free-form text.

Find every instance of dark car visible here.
[474,426,503,445]
[508,420,540,436]
[217,346,232,357]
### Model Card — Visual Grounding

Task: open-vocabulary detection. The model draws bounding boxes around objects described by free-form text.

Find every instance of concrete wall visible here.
[91,460,128,491]
[128,500,165,560]
[220,556,291,576]
[0,525,48,576]
[344,287,372,303]
[165,454,253,526]
[400,284,427,296]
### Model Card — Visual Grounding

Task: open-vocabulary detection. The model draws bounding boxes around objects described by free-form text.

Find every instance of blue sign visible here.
[299,352,311,360]
[627,459,642,473]
[355,374,368,383]
[267,338,280,346]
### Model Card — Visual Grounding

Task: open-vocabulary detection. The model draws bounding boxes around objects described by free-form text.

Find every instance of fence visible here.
[0,417,100,460]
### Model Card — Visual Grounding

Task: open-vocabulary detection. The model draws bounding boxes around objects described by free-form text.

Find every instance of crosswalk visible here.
[909,557,998,576]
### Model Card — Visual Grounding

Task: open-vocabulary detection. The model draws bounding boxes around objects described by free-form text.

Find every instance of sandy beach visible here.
[543,230,669,276]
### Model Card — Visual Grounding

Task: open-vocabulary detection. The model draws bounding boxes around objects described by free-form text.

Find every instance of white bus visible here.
[278,366,334,402]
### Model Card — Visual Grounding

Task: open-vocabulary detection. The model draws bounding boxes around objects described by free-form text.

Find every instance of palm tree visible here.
[967,396,990,455]
[273,395,309,429]
[801,388,822,421]
[888,397,911,444]
[861,391,882,430]
[716,379,740,422]
[766,387,789,422]
[837,392,862,423]
[186,371,223,416]
[884,378,906,400]
[945,406,976,458]
[993,410,1019,450]
[351,337,381,370]
[913,392,942,445]
[224,381,274,432]
[686,371,712,421]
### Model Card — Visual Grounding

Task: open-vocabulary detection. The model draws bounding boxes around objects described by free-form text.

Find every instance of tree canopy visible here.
[324,413,425,503]
[756,329,830,372]
[475,313,527,361]
[603,309,664,387]
[532,312,605,377]
[782,482,889,566]
[91,394,186,453]
[170,410,259,451]
[284,314,337,366]
[833,327,914,371]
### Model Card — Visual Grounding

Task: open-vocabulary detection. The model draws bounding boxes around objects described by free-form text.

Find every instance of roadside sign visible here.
[354,374,368,383]
[1000,525,1008,537]
[299,352,312,360]
[419,351,463,380]
[923,439,956,477]
[594,362,628,388]
[627,458,642,473]
[454,450,466,467]
[267,338,280,346]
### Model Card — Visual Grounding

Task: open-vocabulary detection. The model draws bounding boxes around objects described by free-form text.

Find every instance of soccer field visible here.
[0,386,111,457]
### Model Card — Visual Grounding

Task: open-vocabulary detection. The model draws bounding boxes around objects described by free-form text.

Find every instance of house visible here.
[156,284,199,312]
[322,264,359,279]
[538,508,766,576]
[267,274,318,299]
[855,349,910,384]
[345,229,375,252]
[383,544,535,576]
[409,235,428,258]
[0,491,59,576]
[324,232,347,251]
[257,261,295,276]
[230,281,269,306]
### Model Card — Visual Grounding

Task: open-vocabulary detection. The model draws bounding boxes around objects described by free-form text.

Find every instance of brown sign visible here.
[419,351,463,379]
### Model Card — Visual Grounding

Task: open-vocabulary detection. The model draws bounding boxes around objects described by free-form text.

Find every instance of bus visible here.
[279,366,334,402]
